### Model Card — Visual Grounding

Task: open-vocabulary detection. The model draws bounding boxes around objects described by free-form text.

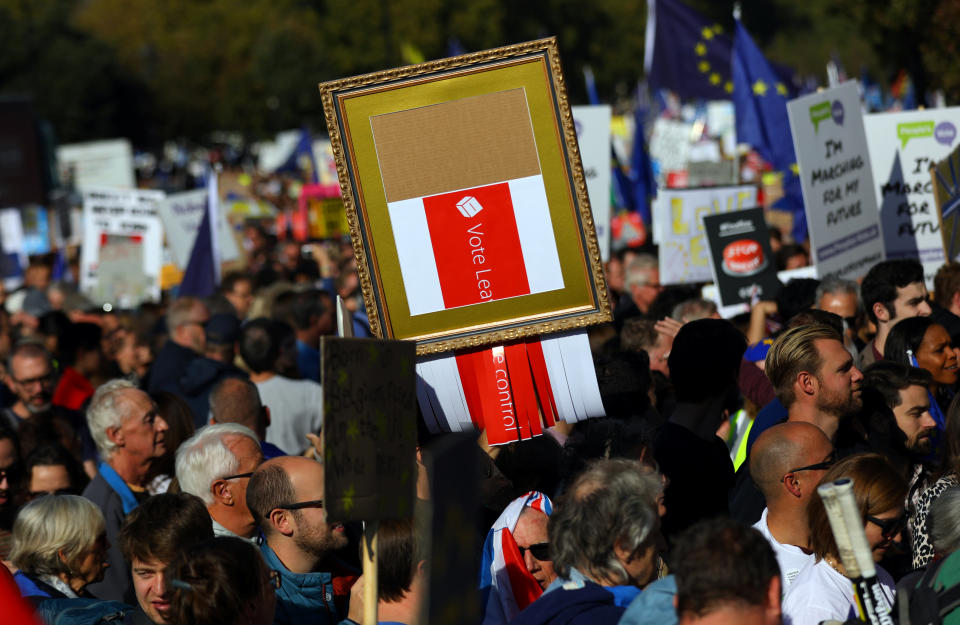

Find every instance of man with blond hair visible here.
[764,323,863,441]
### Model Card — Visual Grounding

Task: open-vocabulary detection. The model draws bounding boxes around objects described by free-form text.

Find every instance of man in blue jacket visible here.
[247,456,352,625]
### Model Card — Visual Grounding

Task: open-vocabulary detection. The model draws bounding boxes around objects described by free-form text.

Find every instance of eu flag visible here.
[179,174,221,297]
[644,0,733,101]
[275,128,318,184]
[732,19,807,242]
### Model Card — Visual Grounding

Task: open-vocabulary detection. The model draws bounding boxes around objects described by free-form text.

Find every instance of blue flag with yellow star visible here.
[732,19,807,242]
[644,0,733,100]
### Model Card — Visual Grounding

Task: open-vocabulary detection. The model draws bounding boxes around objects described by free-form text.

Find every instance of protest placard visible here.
[787,81,884,280]
[322,336,417,522]
[0,100,46,207]
[157,189,240,270]
[931,143,960,262]
[702,207,780,307]
[421,433,480,625]
[56,139,136,190]
[79,187,164,308]
[298,183,349,240]
[865,108,960,286]
[0,208,26,289]
[572,105,613,261]
[654,185,759,284]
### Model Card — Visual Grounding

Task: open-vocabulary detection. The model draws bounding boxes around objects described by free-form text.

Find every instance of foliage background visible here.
[0,0,954,146]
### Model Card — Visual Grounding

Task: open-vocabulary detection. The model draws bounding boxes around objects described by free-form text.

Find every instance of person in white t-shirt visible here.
[239,319,323,455]
[750,422,834,592]
[782,453,907,625]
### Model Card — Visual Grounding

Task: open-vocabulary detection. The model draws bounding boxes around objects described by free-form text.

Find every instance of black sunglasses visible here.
[267,499,324,518]
[867,514,907,539]
[517,542,551,561]
[220,472,254,481]
[781,455,836,482]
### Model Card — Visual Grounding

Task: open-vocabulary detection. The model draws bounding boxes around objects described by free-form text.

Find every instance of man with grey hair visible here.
[622,254,662,317]
[176,423,263,541]
[815,276,862,362]
[82,378,169,601]
[512,459,662,625]
[148,296,209,396]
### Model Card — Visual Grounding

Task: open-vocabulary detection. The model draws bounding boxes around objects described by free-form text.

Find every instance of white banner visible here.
[157,189,240,269]
[654,185,759,284]
[787,81,884,280]
[865,108,960,287]
[572,106,613,261]
[57,139,135,190]
[80,187,165,309]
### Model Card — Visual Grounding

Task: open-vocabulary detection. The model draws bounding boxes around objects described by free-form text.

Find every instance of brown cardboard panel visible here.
[370,88,541,203]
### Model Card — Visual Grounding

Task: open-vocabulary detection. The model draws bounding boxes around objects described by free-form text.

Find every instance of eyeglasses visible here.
[220,472,254,481]
[267,499,324,518]
[13,373,54,387]
[781,455,836,482]
[867,514,907,539]
[27,488,73,500]
[517,542,551,561]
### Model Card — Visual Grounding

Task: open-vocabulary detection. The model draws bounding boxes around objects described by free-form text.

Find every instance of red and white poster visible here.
[389,175,564,316]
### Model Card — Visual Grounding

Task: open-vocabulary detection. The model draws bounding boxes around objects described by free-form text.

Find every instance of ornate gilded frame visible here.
[319,37,610,355]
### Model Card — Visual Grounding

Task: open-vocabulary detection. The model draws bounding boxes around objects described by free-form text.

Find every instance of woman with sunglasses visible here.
[781,453,907,625]
[165,536,277,625]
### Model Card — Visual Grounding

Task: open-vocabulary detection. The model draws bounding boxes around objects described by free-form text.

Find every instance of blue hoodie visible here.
[260,540,340,625]
[510,577,629,625]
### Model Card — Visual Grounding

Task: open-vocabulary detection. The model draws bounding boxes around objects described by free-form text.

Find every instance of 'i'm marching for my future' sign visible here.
[865,108,960,287]
[787,81,884,280]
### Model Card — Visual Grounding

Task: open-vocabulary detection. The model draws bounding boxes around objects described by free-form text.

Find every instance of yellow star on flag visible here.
[698,61,710,73]
[337,369,348,388]
[776,83,788,96]
[790,163,800,176]
[346,421,359,440]
[343,484,355,513]
[725,81,734,93]
[695,42,707,56]
[702,27,714,40]
[752,79,768,96]
[709,73,721,85]
[713,24,723,33]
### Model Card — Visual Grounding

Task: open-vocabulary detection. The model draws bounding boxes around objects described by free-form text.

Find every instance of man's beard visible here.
[25,399,52,415]
[815,387,861,420]
[294,521,348,557]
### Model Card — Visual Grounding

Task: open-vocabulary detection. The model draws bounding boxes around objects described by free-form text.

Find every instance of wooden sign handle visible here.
[362,520,379,625]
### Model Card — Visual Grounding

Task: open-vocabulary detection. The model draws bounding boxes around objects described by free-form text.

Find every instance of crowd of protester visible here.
[4,222,960,625]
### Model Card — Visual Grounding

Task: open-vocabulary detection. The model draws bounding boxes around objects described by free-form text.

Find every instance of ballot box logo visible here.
[457,196,484,218]
[425,182,530,309]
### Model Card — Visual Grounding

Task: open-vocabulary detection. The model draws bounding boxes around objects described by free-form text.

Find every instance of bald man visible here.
[750,422,834,592]
[246,456,351,625]
[209,377,286,458]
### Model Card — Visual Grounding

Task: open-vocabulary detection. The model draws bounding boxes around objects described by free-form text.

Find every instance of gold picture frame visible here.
[319,37,610,355]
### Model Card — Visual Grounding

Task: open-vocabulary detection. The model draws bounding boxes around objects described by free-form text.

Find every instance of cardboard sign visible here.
[787,82,884,280]
[655,185,759,284]
[157,189,240,270]
[421,434,481,625]
[79,187,164,308]
[299,183,349,239]
[702,207,780,306]
[322,337,417,522]
[572,106,613,261]
[56,139,135,190]
[931,143,960,261]
[865,108,960,287]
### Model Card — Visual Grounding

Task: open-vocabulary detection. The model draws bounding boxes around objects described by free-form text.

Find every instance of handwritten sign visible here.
[322,337,417,522]
[299,183,350,240]
[79,187,164,308]
[865,108,960,287]
[787,81,884,280]
[654,185,759,285]
[931,142,960,262]
[572,106,612,261]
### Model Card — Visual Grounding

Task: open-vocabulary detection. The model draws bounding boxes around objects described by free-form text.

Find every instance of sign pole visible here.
[362,520,379,625]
